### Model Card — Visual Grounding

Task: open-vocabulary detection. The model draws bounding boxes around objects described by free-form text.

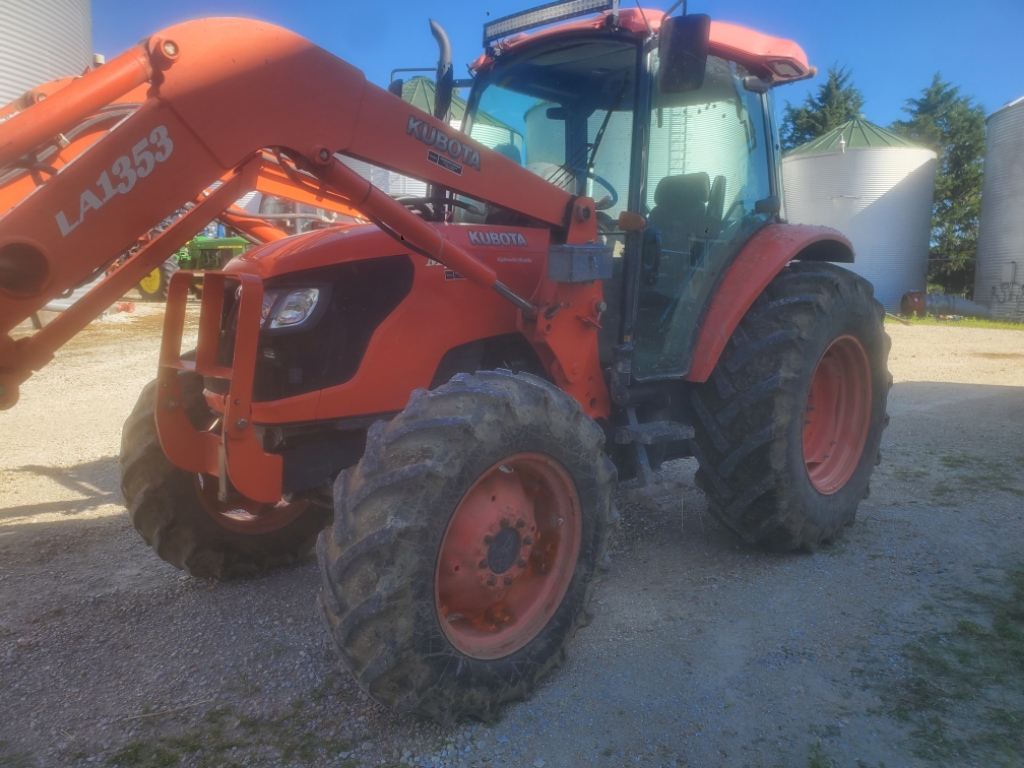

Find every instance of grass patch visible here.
[888,568,1024,765]
[0,741,34,768]
[807,742,834,767]
[931,452,1024,500]
[893,466,931,482]
[888,315,1024,332]
[310,670,353,703]
[234,670,261,695]
[236,698,349,763]
[107,741,180,767]
[105,698,354,768]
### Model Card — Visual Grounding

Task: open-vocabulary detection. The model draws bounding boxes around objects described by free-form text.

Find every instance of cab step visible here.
[614,420,694,446]
[615,409,695,487]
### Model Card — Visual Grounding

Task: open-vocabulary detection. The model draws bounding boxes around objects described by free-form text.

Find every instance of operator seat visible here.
[647,172,711,270]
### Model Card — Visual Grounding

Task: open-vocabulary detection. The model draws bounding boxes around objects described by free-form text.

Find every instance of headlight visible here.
[232,286,286,325]
[261,289,281,325]
[259,288,320,329]
[233,284,323,330]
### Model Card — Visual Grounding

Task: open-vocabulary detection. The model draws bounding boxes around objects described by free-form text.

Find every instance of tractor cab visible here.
[460,4,803,379]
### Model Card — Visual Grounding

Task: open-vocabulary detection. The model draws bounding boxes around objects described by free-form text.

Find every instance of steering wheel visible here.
[585,172,618,210]
[595,211,617,234]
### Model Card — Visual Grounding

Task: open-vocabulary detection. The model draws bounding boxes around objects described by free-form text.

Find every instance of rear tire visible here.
[119,372,332,578]
[317,370,617,721]
[136,257,179,301]
[689,261,891,552]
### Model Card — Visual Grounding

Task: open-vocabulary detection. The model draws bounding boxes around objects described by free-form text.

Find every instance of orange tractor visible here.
[0,2,890,720]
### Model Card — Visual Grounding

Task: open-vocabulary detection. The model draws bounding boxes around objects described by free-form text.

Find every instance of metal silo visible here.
[782,119,937,311]
[0,0,93,104]
[974,96,1024,320]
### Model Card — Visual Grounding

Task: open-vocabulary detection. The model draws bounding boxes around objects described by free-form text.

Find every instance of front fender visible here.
[685,224,853,383]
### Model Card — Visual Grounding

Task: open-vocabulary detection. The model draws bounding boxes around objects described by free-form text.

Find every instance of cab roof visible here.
[470,8,813,85]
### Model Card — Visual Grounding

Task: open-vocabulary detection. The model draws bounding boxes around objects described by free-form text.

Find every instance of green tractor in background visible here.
[135,236,250,301]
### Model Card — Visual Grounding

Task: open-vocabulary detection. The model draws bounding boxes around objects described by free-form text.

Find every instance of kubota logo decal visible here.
[55,125,174,237]
[468,231,528,247]
[407,115,481,175]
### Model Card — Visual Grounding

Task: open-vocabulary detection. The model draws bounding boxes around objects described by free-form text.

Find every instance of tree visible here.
[781,66,864,151]
[891,74,986,297]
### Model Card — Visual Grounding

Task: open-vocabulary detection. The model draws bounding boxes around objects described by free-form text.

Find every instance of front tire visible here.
[119,372,332,578]
[689,261,891,552]
[317,370,617,721]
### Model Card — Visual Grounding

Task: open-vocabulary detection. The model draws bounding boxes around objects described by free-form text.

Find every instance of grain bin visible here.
[0,0,93,104]
[782,119,937,311]
[974,96,1024,320]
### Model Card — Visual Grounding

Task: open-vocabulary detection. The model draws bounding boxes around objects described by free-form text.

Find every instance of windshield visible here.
[464,37,638,218]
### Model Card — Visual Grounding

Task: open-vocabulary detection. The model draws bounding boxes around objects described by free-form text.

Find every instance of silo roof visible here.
[786,118,925,156]
[989,95,1024,121]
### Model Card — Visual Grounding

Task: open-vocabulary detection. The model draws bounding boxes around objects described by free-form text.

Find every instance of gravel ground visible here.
[2,308,1023,768]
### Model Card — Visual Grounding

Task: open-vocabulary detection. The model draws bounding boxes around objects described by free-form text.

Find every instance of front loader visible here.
[0,2,890,721]
[0,71,365,307]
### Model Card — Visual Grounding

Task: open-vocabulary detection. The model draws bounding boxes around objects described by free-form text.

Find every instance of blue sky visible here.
[93,0,1023,126]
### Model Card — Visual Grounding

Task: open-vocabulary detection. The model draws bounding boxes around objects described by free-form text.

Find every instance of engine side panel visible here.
[226,223,550,424]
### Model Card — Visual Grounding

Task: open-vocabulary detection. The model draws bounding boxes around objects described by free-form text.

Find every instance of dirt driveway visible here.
[1,310,1023,768]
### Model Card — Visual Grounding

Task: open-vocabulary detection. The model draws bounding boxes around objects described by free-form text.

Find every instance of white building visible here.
[974,96,1024,320]
[782,118,937,312]
[0,0,93,104]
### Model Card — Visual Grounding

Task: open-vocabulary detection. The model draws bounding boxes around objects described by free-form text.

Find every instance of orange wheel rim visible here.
[434,453,582,660]
[803,335,872,495]
[194,473,309,534]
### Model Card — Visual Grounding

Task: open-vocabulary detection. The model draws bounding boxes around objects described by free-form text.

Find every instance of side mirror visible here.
[657,14,711,94]
[754,196,782,215]
[387,79,404,98]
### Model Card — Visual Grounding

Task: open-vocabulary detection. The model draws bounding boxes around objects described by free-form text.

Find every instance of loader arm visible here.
[0,18,593,408]
[1,79,364,232]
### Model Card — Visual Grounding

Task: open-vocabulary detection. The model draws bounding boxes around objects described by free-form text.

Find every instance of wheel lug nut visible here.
[500,518,510,528]
[479,560,488,569]
[487,576,497,586]
[523,536,533,546]
[517,559,527,568]
[515,519,526,529]
[483,535,493,544]
[503,576,513,586]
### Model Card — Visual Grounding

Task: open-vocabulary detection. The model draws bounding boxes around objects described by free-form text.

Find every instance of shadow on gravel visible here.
[0,456,121,521]
[886,381,1024,418]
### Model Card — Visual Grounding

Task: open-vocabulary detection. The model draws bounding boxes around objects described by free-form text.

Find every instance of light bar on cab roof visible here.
[483,0,618,47]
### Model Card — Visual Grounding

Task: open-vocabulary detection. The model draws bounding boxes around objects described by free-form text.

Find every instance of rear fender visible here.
[685,224,853,383]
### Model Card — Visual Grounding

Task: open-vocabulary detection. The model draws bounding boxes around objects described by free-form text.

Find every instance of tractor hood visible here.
[222,221,550,300]
[223,223,393,278]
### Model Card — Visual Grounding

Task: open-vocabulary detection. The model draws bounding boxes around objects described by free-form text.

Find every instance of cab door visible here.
[631,53,776,380]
